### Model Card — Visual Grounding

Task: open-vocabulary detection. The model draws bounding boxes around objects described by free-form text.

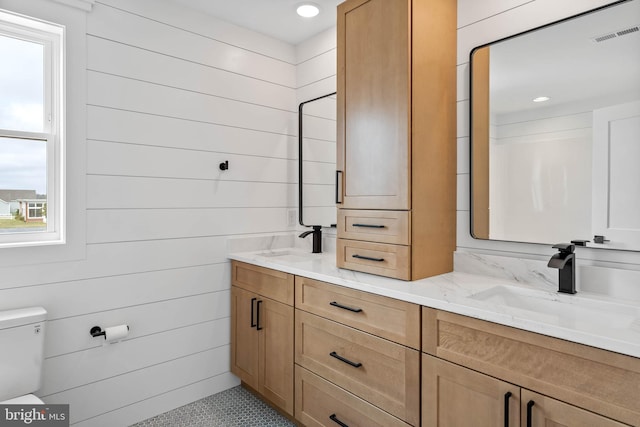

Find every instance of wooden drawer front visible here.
[338,209,410,245]
[337,239,410,280]
[423,307,640,426]
[295,276,420,349]
[295,365,411,427]
[232,261,293,305]
[296,310,420,425]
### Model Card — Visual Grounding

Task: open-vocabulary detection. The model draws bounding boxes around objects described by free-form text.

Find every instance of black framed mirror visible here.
[470,0,640,251]
[298,92,337,229]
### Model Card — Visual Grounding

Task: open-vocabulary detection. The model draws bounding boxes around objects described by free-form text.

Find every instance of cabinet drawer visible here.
[295,276,420,349]
[296,310,420,426]
[231,261,293,305]
[337,239,410,280]
[423,307,640,426]
[338,209,410,245]
[295,365,411,427]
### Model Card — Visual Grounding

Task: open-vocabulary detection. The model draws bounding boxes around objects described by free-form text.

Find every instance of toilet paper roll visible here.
[103,325,129,343]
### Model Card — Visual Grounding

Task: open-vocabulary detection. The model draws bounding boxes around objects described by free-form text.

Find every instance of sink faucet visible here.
[547,243,576,294]
[299,225,322,253]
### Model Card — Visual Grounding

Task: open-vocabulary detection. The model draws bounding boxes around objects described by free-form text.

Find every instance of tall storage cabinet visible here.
[336,0,457,280]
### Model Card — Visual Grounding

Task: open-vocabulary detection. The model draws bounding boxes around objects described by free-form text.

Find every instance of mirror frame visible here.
[298,91,337,228]
[469,0,632,249]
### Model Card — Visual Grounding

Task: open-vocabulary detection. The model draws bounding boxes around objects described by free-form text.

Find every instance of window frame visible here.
[0,9,65,248]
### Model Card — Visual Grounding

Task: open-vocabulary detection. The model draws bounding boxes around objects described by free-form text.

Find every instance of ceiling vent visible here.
[591,25,640,43]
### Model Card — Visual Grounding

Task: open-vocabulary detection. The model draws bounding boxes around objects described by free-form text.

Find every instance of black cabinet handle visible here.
[526,400,535,427]
[256,300,263,331]
[330,301,363,313]
[504,391,512,427]
[250,297,257,328]
[329,351,362,368]
[329,414,349,427]
[352,254,384,262]
[335,171,343,204]
[352,223,385,229]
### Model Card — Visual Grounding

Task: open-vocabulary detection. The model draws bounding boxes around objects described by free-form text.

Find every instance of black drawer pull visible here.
[352,254,384,262]
[526,400,535,427]
[329,414,349,427]
[330,301,362,313]
[330,351,362,368]
[504,391,512,427]
[352,223,385,229]
[256,300,263,331]
[250,297,257,328]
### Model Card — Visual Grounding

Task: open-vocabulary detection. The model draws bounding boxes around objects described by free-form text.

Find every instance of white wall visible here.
[0,0,300,425]
[456,0,640,271]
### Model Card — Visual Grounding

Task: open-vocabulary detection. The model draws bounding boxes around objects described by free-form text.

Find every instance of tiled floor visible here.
[131,386,295,427]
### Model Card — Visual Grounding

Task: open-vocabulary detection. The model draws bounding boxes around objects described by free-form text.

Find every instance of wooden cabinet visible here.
[336,0,457,280]
[423,355,520,427]
[229,260,638,427]
[422,307,640,426]
[295,276,421,426]
[230,262,294,415]
[423,355,628,427]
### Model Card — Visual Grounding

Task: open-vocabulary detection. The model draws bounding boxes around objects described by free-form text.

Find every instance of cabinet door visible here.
[258,297,294,416]
[522,390,628,427]
[423,354,520,427]
[230,286,259,389]
[337,0,410,210]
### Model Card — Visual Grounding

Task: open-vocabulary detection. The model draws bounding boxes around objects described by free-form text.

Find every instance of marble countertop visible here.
[229,248,640,359]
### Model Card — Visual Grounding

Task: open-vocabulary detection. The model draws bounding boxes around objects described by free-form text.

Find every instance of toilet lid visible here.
[0,394,44,405]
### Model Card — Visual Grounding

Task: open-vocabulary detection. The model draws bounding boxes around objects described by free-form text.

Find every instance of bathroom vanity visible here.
[229,251,640,427]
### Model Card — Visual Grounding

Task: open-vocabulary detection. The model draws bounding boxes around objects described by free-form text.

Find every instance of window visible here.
[28,202,45,219]
[0,9,64,247]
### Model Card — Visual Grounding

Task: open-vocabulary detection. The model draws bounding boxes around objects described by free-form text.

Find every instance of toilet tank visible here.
[0,307,47,402]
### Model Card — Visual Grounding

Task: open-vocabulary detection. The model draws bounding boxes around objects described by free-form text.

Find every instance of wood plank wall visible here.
[0,0,303,425]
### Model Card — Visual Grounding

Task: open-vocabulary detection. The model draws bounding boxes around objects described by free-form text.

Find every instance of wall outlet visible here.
[287,209,297,227]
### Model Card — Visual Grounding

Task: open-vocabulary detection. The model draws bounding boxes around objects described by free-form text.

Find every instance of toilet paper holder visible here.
[90,326,106,338]
[90,325,129,339]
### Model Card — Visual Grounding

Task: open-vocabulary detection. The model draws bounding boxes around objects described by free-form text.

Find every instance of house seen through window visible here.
[0,9,64,247]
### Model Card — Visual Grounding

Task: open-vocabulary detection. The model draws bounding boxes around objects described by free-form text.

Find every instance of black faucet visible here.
[299,225,322,253]
[547,243,576,294]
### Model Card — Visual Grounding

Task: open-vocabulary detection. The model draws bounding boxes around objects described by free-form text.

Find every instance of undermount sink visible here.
[469,285,640,331]
[257,250,312,262]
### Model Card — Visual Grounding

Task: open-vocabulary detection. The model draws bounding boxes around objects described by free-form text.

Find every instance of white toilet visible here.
[0,307,47,404]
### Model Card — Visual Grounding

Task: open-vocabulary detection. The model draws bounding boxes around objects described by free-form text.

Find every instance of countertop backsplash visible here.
[455,250,640,302]
[227,233,640,302]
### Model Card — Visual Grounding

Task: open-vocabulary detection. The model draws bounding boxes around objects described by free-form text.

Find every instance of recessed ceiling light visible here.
[297,3,320,18]
[532,96,551,103]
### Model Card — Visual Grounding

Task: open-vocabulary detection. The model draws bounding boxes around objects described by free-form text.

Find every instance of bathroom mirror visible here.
[298,92,337,228]
[470,0,640,251]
